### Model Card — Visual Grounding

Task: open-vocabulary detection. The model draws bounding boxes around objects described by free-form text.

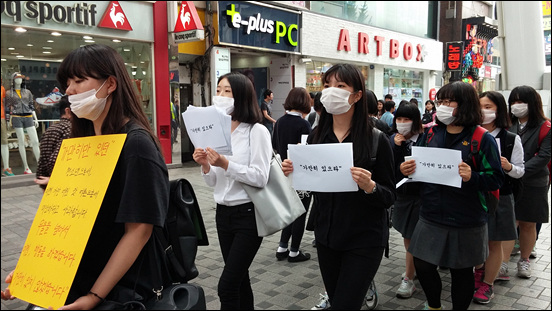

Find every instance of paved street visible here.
[1,161,550,310]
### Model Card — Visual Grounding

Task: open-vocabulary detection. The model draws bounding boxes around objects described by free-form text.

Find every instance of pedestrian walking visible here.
[402,81,504,310]
[282,63,396,309]
[193,72,272,310]
[503,85,551,279]
[472,91,525,304]
[261,89,276,135]
[272,87,313,263]
[390,102,424,299]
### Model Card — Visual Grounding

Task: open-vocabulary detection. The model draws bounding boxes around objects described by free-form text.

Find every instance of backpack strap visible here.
[538,120,551,147]
[425,125,436,146]
[498,129,516,162]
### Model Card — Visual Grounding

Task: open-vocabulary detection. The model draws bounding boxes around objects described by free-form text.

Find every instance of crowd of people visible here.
[1,45,550,311]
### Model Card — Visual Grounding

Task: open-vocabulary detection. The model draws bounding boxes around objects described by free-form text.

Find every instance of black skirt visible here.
[392,194,421,239]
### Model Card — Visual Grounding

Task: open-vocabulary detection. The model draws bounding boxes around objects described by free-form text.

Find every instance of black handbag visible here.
[143,283,206,310]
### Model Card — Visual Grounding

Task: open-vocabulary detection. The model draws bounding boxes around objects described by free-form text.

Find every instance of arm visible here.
[32,111,39,128]
[225,124,272,187]
[504,134,525,179]
[59,223,153,310]
[263,110,276,123]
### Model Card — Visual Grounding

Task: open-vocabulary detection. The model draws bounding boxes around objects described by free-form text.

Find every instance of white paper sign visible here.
[182,106,232,155]
[288,143,357,192]
[411,146,462,188]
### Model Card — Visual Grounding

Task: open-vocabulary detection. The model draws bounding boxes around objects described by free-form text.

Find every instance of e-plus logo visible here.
[225,4,298,47]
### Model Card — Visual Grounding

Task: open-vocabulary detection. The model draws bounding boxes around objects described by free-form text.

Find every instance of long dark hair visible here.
[508,85,548,128]
[435,81,481,127]
[218,72,263,124]
[312,63,375,167]
[57,44,157,145]
[480,91,511,129]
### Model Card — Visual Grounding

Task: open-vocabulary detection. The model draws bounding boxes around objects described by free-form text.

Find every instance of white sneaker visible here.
[396,277,416,298]
[516,259,531,278]
[401,272,417,280]
[495,262,510,281]
[311,292,330,310]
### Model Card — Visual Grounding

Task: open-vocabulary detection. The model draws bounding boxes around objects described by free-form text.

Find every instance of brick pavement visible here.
[1,162,550,310]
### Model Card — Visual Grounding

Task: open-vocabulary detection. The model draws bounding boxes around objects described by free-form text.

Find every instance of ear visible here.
[351,90,362,104]
[106,76,117,95]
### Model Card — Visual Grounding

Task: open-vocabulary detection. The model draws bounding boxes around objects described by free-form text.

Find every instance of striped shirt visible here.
[36,118,72,179]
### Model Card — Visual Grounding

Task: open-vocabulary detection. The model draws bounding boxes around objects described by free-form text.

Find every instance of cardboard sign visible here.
[9,134,127,309]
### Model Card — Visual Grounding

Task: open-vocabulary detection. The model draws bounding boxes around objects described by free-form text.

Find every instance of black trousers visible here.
[316,242,384,309]
[216,203,263,310]
[279,194,312,252]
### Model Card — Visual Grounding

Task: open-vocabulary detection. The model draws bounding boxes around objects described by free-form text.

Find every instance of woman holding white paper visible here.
[390,102,424,299]
[272,87,313,263]
[282,63,396,309]
[401,81,504,310]
[193,72,272,310]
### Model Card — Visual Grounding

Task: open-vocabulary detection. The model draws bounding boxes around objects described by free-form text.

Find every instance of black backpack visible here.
[499,129,523,204]
[156,178,209,283]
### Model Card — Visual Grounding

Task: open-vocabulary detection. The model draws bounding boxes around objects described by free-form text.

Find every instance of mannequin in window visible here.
[1,77,14,176]
[4,73,40,174]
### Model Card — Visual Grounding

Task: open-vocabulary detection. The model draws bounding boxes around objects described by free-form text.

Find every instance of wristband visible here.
[88,291,105,304]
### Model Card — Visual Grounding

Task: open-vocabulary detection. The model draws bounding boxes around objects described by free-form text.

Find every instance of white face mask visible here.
[321,87,353,115]
[511,103,529,118]
[68,80,109,121]
[212,96,234,115]
[14,78,22,86]
[396,121,413,136]
[481,109,496,125]
[435,105,456,125]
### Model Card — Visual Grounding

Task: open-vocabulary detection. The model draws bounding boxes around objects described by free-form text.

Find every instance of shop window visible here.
[383,68,423,106]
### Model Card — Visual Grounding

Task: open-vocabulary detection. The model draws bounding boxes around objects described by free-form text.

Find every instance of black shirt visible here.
[272,113,312,160]
[66,121,169,304]
[307,127,396,250]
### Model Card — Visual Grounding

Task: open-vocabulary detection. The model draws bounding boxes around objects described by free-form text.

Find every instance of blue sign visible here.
[218,1,300,53]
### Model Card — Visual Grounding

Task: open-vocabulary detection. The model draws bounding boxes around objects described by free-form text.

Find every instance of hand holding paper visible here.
[182,106,232,155]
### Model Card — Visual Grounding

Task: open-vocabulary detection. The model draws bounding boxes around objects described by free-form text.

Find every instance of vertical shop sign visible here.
[446,41,463,71]
[210,47,231,97]
[172,1,204,43]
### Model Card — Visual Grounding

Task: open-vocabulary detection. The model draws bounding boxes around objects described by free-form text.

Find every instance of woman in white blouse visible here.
[473,91,525,304]
[193,72,272,310]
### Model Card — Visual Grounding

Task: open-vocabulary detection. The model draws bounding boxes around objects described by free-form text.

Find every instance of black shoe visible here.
[312,240,317,248]
[276,250,289,261]
[288,251,311,263]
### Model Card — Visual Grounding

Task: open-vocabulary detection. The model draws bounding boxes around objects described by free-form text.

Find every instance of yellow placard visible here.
[9,134,127,309]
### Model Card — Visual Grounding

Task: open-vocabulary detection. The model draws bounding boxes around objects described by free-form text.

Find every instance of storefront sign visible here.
[1,1,98,25]
[172,1,204,43]
[429,88,436,101]
[218,1,300,54]
[445,41,463,71]
[301,12,442,71]
[97,1,132,31]
[1,1,153,41]
[338,29,426,62]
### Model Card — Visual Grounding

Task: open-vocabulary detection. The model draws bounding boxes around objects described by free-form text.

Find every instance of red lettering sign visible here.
[390,39,399,58]
[337,29,351,52]
[358,32,369,54]
[446,42,463,71]
[403,42,413,60]
[98,1,132,31]
[374,36,384,56]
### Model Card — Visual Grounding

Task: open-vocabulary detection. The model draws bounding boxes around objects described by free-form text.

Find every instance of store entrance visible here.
[178,84,194,163]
